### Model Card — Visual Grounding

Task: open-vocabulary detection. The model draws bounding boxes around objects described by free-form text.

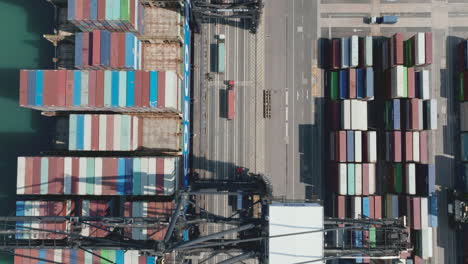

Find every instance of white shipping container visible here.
[40,157,48,194]
[351,35,359,67]
[17,157,25,194]
[132,116,139,150]
[365,36,373,67]
[351,100,368,130]
[164,157,176,195]
[355,164,362,195]
[341,100,351,130]
[355,131,362,162]
[121,115,131,151]
[94,157,103,195]
[140,158,149,195]
[339,163,347,195]
[80,71,89,106]
[415,32,426,66]
[427,99,437,130]
[421,228,433,259]
[421,197,428,229]
[64,157,72,195]
[413,132,420,162]
[148,158,157,195]
[166,71,179,110]
[352,196,362,219]
[84,114,92,150]
[461,102,468,131]
[81,200,90,236]
[392,66,405,98]
[114,115,122,151]
[369,163,376,194]
[78,157,87,195]
[421,70,430,100]
[98,115,107,151]
[367,131,377,162]
[54,249,62,263]
[405,163,416,195]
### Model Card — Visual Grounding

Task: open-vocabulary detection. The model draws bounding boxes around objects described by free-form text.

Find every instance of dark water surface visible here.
[0,0,55,262]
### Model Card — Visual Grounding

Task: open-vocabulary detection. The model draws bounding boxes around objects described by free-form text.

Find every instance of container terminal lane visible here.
[1,0,468,264]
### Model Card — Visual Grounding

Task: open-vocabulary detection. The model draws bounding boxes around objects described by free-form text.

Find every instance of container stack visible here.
[75,31,142,70]
[458,39,468,194]
[326,36,378,262]
[19,69,181,113]
[67,0,145,35]
[381,32,436,262]
[14,249,157,263]
[16,156,178,196]
[123,201,174,240]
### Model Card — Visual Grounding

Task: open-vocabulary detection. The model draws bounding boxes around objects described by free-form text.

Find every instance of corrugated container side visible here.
[347,163,355,195]
[355,131,362,162]
[341,37,350,68]
[351,35,359,67]
[420,131,428,164]
[355,164,362,195]
[425,32,432,65]
[405,163,416,195]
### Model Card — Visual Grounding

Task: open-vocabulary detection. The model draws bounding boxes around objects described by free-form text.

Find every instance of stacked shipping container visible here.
[67,0,145,35]
[16,156,178,196]
[458,39,468,196]
[15,249,157,263]
[75,30,142,70]
[19,69,181,112]
[68,114,142,151]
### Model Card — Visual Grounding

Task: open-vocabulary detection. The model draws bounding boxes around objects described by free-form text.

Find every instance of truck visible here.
[227,80,235,119]
[447,189,468,230]
[217,34,225,73]
[366,15,398,24]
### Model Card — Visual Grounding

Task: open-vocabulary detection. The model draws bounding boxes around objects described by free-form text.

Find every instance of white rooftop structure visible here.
[268,203,324,264]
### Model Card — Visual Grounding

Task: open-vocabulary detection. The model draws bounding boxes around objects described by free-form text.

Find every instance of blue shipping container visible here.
[127,71,135,106]
[365,67,374,99]
[341,37,350,68]
[35,70,44,106]
[392,99,401,130]
[339,70,348,99]
[429,194,438,227]
[111,71,120,106]
[356,68,364,99]
[150,71,158,107]
[362,197,370,218]
[75,32,82,68]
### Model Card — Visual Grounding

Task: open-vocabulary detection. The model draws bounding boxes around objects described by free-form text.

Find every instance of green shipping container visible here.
[348,164,355,195]
[330,71,338,100]
[460,72,464,101]
[118,71,127,107]
[394,163,403,193]
[218,42,225,73]
[121,0,130,21]
[369,227,376,248]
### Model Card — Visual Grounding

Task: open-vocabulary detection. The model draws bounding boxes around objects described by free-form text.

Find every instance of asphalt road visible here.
[264,0,322,201]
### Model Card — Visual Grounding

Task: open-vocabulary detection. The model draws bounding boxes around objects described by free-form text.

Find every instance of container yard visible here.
[4,0,468,263]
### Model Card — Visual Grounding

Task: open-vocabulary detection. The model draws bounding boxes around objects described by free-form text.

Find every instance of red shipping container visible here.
[92,30,101,67]
[362,164,369,195]
[157,72,166,108]
[62,247,71,264]
[369,196,375,218]
[30,250,39,263]
[332,39,340,69]
[110,33,120,69]
[106,115,114,150]
[118,33,126,68]
[57,70,67,107]
[393,33,404,65]
[405,131,413,161]
[349,68,356,99]
[407,67,415,98]
[420,130,428,163]
[425,32,432,65]
[156,158,165,194]
[42,70,54,106]
[410,99,419,130]
[46,247,55,260]
[130,0,136,31]
[14,249,22,264]
[31,157,41,194]
[91,114,99,150]
[88,70,96,106]
[48,157,57,196]
[393,131,402,162]
[108,158,118,195]
[411,197,421,230]
[82,0,90,24]
[134,71,143,107]
[338,131,346,162]
[72,158,80,194]
[102,158,112,195]
[328,101,339,130]
[95,70,104,107]
[142,71,150,107]
[337,195,346,219]
[56,157,65,194]
[374,196,382,219]
[92,249,101,264]
[82,32,90,68]
[66,70,75,107]
[19,70,28,106]
[137,117,143,147]
[24,158,33,194]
